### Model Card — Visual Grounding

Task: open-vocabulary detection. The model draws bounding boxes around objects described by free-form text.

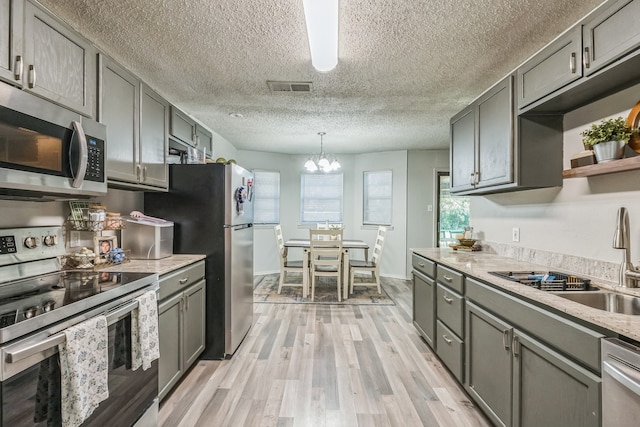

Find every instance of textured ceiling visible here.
[38,0,604,155]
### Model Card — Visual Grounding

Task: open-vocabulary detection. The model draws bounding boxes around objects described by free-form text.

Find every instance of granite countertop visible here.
[100,254,206,276]
[412,248,640,342]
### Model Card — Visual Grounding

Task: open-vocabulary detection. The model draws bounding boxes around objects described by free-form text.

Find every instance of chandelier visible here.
[304,132,341,172]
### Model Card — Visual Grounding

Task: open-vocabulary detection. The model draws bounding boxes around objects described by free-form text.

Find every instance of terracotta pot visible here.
[592,140,625,163]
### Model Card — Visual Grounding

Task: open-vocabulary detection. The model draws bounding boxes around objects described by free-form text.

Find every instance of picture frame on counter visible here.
[94,236,117,263]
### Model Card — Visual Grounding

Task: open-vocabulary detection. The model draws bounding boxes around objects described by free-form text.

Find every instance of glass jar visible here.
[88,205,106,231]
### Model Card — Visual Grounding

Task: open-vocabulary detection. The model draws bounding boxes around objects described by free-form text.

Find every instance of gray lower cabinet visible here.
[412,254,436,349]
[465,279,604,427]
[158,261,206,401]
[0,0,23,86]
[435,265,465,382]
[23,0,95,116]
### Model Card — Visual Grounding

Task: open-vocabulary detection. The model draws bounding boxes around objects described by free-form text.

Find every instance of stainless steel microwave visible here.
[0,84,107,199]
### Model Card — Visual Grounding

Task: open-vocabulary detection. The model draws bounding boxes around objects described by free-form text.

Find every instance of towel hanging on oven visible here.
[131,290,160,371]
[58,315,109,427]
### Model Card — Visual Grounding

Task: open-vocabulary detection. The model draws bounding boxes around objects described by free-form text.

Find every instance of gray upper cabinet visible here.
[450,74,563,195]
[517,27,582,109]
[0,0,23,86]
[23,0,95,117]
[100,54,168,190]
[140,83,169,189]
[450,75,514,194]
[582,0,640,77]
[170,106,196,147]
[99,55,140,185]
[170,105,213,157]
[450,107,476,193]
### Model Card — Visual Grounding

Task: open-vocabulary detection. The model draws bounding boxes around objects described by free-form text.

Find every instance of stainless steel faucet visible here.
[613,207,640,288]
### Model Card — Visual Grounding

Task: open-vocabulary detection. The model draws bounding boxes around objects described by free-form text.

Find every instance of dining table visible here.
[284,239,369,300]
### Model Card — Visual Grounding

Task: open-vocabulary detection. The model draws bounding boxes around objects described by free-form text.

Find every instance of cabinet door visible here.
[99,55,140,184]
[517,27,582,109]
[450,106,476,193]
[195,125,213,158]
[476,75,513,189]
[413,270,436,349]
[0,0,23,85]
[183,280,206,368]
[140,83,168,189]
[158,293,183,401]
[170,106,196,146]
[466,302,512,427]
[583,0,640,76]
[512,330,601,427]
[23,0,95,116]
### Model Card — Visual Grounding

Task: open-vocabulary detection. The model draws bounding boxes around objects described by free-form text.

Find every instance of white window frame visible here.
[363,170,393,226]
[253,170,280,225]
[300,173,343,224]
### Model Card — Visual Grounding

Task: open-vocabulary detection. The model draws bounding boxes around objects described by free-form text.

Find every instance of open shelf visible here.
[563,155,640,178]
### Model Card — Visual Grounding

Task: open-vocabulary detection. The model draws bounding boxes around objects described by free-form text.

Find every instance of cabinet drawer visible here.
[436,320,464,383]
[412,253,435,278]
[437,283,464,337]
[159,261,205,300]
[436,265,463,293]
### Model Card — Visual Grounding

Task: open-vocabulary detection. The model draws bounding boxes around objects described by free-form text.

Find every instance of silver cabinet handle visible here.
[443,275,453,282]
[418,262,425,267]
[14,55,22,81]
[583,47,590,69]
[442,335,453,345]
[443,294,453,304]
[28,64,36,88]
[179,277,189,284]
[570,52,576,74]
[512,336,520,357]
[502,329,510,350]
[136,164,142,180]
[475,171,480,185]
[469,172,475,185]
[142,165,148,181]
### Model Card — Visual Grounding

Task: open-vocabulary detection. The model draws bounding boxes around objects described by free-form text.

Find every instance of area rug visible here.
[253,273,395,305]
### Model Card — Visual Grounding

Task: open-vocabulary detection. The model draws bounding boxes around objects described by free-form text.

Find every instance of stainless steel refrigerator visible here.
[144,163,254,359]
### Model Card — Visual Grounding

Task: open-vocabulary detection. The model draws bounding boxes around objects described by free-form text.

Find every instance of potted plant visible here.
[580,117,633,163]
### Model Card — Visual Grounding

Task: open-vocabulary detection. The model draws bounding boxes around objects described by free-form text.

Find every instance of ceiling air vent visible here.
[267,81,312,93]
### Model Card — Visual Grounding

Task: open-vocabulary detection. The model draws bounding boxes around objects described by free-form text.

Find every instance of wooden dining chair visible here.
[349,226,387,294]
[274,225,305,294]
[309,228,343,301]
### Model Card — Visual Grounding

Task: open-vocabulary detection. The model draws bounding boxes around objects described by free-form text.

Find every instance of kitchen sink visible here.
[554,291,640,315]
[488,271,597,291]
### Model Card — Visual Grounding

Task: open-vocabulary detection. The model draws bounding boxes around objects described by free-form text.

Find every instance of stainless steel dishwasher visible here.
[601,338,640,427]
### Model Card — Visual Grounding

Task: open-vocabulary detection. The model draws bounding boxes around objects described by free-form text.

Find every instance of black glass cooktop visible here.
[0,270,156,343]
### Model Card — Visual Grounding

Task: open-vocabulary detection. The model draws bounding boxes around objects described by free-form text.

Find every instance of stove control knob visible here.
[24,236,39,249]
[43,235,58,247]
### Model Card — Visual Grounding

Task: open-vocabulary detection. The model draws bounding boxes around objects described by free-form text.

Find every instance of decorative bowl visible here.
[458,238,477,247]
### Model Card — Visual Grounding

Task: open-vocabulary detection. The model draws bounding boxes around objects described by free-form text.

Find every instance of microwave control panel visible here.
[85,136,105,182]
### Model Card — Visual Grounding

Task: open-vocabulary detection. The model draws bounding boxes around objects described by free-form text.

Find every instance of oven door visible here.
[0,84,106,199]
[0,302,158,426]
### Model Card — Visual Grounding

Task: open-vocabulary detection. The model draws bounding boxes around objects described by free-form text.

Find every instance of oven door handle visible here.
[5,300,139,364]
[603,359,640,397]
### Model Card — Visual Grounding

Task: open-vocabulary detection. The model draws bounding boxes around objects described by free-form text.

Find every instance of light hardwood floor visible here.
[159,277,491,427]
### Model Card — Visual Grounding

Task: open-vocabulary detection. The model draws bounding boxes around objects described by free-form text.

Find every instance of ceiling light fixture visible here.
[302,0,339,72]
[304,132,341,172]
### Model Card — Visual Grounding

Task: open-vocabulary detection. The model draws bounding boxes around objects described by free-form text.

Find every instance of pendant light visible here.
[304,132,341,172]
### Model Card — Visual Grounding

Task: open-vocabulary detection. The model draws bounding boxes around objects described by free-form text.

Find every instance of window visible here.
[437,172,470,247]
[363,170,392,225]
[253,170,280,224]
[300,173,343,223]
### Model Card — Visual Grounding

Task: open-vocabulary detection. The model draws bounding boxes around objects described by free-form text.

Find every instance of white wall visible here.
[237,149,411,278]
[472,82,640,264]
[406,149,450,276]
